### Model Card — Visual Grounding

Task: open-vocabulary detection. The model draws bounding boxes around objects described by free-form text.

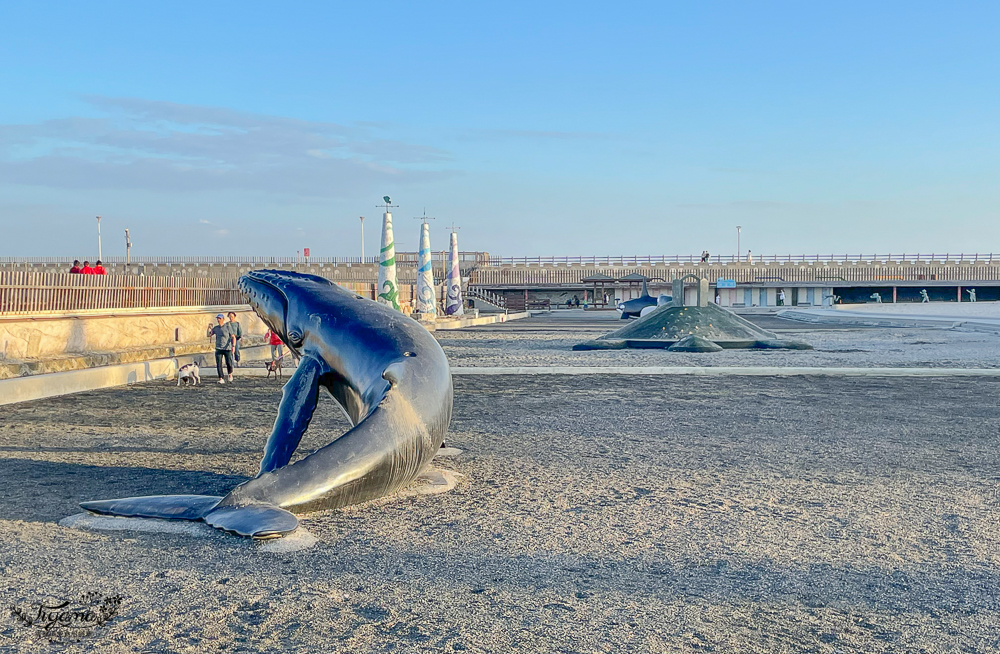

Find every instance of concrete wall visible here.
[0,306,265,363]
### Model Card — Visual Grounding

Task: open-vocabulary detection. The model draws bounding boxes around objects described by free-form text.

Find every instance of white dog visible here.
[177,362,201,386]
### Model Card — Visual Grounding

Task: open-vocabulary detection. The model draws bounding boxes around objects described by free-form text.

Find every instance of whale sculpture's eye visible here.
[403,351,415,357]
[288,330,303,346]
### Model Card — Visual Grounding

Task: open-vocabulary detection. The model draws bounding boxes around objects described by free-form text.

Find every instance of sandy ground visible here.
[434,315,1000,368]
[2,367,1000,652]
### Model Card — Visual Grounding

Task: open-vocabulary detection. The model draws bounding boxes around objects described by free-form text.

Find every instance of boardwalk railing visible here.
[482,254,999,266]
[0,271,410,316]
[2,253,996,268]
[0,272,245,315]
[473,262,1000,287]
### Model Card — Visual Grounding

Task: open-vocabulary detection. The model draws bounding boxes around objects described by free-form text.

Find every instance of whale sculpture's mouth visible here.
[238,272,290,343]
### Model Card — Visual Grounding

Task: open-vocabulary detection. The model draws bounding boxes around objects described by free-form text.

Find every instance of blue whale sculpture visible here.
[80,270,454,538]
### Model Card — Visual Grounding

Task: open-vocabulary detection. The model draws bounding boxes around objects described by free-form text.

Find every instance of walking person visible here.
[93,260,107,274]
[81,260,95,274]
[69,260,82,274]
[746,250,753,264]
[226,311,243,367]
[778,289,785,306]
[208,314,235,383]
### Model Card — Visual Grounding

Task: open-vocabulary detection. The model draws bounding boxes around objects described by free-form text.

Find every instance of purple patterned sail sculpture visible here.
[445,230,464,315]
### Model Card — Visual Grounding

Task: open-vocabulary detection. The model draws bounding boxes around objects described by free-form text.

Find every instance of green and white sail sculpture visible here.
[415,221,437,317]
[377,208,400,310]
[445,230,464,315]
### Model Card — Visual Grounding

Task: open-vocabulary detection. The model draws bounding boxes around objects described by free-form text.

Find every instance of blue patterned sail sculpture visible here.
[415,221,437,316]
[445,230,464,315]
[377,210,400,310]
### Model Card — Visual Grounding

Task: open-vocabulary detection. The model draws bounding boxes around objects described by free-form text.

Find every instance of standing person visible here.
[81,260,95,274]
[265,327,284,361]
[746,250,753,264]
[69,260,82,274]
[778,289,785,306]
[93,260,107,274]
[226,311,243,367]
[207,314,235,383]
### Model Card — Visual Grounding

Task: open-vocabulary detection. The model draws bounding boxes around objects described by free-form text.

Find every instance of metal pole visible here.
[125,229,131,265]
[96,216,102,260]
[736,225,741,262]
[360,216,365,261]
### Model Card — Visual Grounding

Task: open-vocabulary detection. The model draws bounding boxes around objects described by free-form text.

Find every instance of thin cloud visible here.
[0,96,454,197]
[464,128,619,142]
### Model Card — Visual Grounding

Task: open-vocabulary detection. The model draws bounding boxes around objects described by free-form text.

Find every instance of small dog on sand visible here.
[266,356,283,380]
[177,362,201,386]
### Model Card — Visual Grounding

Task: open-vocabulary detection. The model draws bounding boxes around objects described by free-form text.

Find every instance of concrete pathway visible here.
[779,305,1000,333]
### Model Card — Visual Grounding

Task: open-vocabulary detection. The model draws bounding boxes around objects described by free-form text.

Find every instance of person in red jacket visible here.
[81,261,95,274]
[265,328,285,361]
[69,260,82,274]
[93,260,107,274]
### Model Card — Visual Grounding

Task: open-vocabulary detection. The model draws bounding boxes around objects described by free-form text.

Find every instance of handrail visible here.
[0,251,490,265]
[466,286,507,309]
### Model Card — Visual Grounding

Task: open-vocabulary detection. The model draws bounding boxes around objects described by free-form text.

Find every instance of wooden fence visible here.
[0,271,415,316]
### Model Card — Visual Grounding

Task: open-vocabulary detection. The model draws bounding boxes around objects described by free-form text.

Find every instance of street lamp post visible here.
[125,229,131,266]
[96,216,103,261]
[360,216,365,261]
[736,225,741,262]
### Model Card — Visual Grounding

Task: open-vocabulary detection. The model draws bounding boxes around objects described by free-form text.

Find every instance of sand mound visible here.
[574,303,812,350]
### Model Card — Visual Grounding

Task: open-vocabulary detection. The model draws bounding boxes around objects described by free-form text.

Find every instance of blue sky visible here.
[0,1,997,258]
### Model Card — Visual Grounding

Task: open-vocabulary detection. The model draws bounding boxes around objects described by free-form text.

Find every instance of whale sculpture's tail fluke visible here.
[80,495,298,539]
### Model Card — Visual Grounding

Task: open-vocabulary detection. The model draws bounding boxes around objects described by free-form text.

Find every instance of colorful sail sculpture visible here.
[445,230,464,315]
[377,209,400,310]
[415,221,437,317]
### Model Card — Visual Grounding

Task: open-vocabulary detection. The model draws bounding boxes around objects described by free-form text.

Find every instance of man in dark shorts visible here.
[227,311,243,366]
[207,313,235,383]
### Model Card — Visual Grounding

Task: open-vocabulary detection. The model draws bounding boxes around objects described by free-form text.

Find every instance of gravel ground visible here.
[434,315,1000,368]
[2,372,1000,653]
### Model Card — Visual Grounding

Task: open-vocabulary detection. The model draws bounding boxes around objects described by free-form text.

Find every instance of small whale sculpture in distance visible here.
[80,270,453,538]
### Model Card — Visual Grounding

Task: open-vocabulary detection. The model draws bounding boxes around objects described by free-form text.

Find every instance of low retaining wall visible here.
[0,310,531,404]
[0,306,266,378]
[421,311,530,330]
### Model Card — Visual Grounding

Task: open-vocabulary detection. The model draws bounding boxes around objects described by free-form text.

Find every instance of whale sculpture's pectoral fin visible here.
[204,503,298,539]
[81,494,223,520]
[258,355,327,475]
